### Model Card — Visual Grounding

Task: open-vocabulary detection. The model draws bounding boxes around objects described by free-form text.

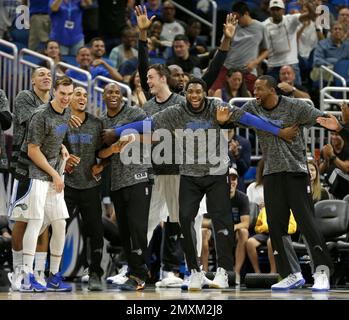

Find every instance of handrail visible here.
[172,0,217,49]
[320,87,349,116]
[57,61,93,110]
[0,39,18,110]
[18,48,55,91]
[320,65,347,96]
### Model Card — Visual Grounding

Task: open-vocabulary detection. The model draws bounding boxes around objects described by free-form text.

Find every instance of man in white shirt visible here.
[263,0,315,85]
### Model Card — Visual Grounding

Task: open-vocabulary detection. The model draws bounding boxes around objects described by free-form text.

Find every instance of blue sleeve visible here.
[239,112,280,136]
[114,118,154,138]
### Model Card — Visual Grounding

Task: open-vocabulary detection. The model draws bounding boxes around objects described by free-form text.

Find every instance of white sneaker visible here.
[155,271,183,288]
[8,266,24,291]
[312,270,330,292]
[106,265,128,285]
[81,268,89,283]
[34,270,47,287]
[202,272,213,288]
[210,267,229,289]
[188,269,204,291]
[271,273,305,291]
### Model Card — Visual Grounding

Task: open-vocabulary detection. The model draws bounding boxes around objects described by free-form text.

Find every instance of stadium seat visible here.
[62,55,79,66]
[334,59,349,87]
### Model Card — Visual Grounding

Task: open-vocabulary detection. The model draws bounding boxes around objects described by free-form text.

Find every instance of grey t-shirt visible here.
[64,112,103,190]
[12,90,50,174]
[223,20,268,76]
[242,96,323,175]
[26,103,71,181]
[152,99,244,177]
[101,104,152,191]
[143,93,185,175]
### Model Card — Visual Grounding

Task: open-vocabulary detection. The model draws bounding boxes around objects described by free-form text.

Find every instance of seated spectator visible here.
[186,19,207,56]
[216,68,252,102]
[40,40,66,75]
[338,7,349,42]
[319,130,349,199]
[228,128,252,192]
[49,0,92,55]
[109,28,138,70]
[160,1,185,43]
[166,34,203,77]
[129,71,147,107]
[307,158,330,204]
[89,37,114,67]
[147,19,170,58]
[66,46,122,82]
[278,65,310,99]
[311,22,349,81]
[229,167,250,285]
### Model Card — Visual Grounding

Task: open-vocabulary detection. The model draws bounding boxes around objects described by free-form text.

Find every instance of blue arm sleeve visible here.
[114,117,154,138]
[239,112,280,136]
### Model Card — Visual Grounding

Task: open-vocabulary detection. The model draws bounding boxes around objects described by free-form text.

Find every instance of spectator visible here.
[278,65,310,99]
[109,28,138,70]
[319,131,349,199]
[129,70,147,107]
[89,37,114,66]
[66,46,123,82]
[218,68,252,102]
[228,128,252,193]
[186,19,208,55]
[228,167,250,285]
[97,0,128,55]
[211,1,269,94]
[82,0,98,44]
[40,40,66,75]
[338,7,349,42]
[307,158,330,203]
[311,22,349,81]
[166,34,203,77]
[263,0,316,85]
[160,1,185,43]
[49,0,92,55]
[23,0,51,51]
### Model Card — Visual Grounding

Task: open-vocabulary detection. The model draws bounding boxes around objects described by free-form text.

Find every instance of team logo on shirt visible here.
[135,172,148,180]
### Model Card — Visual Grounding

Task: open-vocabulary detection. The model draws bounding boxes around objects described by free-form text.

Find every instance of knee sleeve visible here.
[22,219,44,256]
[50,219,66,256]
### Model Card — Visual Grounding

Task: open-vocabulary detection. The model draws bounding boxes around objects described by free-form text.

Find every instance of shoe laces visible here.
[279,274,299,286]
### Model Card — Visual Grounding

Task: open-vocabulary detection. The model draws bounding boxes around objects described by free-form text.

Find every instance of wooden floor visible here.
[2,283,349,300]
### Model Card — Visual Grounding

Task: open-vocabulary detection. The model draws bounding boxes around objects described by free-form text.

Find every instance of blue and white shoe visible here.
[46,273,72,292]
[271,273,305,291]
[20,273,47,293]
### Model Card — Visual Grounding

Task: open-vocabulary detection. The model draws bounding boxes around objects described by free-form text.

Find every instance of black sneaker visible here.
[88,273,103,291]
[118,275,145,291]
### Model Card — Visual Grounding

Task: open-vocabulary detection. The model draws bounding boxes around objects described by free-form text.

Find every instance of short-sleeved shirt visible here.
[26,103,71,181]
[101,104,152,191]
[242,96,324,175]
[263,14,301,67]
[64,112,103,190]
[152,99,244,177]
[230,190,250,224]
[224,20,268,75]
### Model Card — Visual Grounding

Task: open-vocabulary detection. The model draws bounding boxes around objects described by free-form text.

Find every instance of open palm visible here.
[135,5,155,31]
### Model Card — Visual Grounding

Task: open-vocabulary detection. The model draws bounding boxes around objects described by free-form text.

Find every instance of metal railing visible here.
[0,39,18,110]
[320,65,347,97]
[93,76,132,116]
[320,87,349,116]
[18,48,55,91]
[172,0,217,49]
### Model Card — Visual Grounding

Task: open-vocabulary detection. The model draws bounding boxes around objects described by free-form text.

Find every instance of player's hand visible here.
[216,106,232,124]
[102,129,118,145]
[341,102,349,124]
[278,124,299,143]
[52,173,64,193]
[135,5,156,31]
[69,115,83,128]
[316,113,341,131]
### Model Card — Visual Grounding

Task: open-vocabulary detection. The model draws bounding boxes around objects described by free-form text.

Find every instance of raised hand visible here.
[135,5,156,31]
[223,13,238,39]
[278,124,299,143]
[216,105,232,124]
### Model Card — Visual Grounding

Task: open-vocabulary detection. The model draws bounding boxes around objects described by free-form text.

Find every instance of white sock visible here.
[50,255,61,275]
[23,254,35,273]
[12,250,23,270]
[34,252,47,272]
